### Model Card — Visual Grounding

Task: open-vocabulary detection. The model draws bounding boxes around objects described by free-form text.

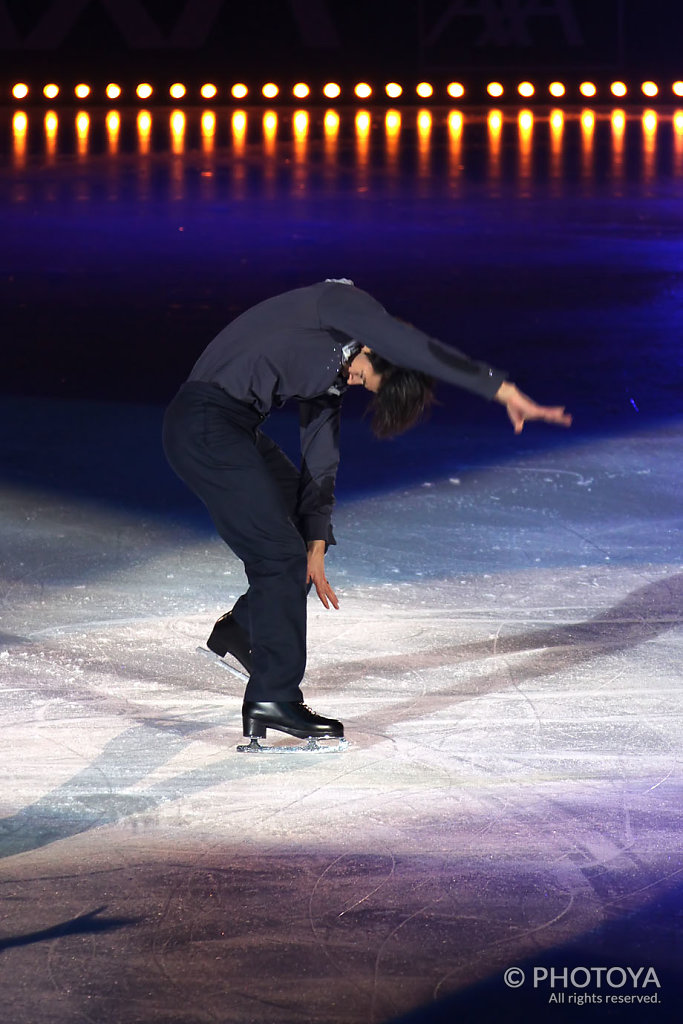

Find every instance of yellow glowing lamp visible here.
[416,82,433,99]
[488,110,502,132]
[12,83,29,99]
[579,82,597,98]
[293,110,308,136]
[487,82,504,98]
[448,110,463,133]
[385,109,401,132]
[354,82,372,99]
[641,81,658,98]
[106,83,122,100]
[262,83,279,98]
[611,110,625,132]
[324,110,339,133]
[76,112,89,136]
[232,83,248,99]
[672,81,683,97]
[447,82,465,99]
[137,111,152,142]
[385,82,402,98]
[549,82,565,98]
[45,111,58,133]
[674,111,683,132]
[610,81,627,97]
[74,84,90,99]
[293,83,310,99]
[136,83,153,99]
[43,84,59,99]
[13,111,28,133]
[643,110,657,132]
[170,83,186,99]
[201,84,217,99]
[202,111,216,135]
[518,81,534,97]
[323,82,341,99]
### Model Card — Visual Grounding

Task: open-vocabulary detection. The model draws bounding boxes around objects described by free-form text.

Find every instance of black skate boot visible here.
[237,702,347,754]
[200,612,252,678]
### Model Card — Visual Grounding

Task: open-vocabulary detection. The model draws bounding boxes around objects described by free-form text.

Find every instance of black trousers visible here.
[162,382,308,701]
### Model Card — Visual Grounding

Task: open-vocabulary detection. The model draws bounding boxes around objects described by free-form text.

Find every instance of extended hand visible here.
[494,381,572,434]
[307,540,340,610]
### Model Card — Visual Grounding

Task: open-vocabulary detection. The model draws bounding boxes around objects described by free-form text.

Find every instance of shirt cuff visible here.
[301,513,336,547]
[481,368,508,400]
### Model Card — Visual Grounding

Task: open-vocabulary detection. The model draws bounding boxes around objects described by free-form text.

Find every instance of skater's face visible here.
[346,347,383,393]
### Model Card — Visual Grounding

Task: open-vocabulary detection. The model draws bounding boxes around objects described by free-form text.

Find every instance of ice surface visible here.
[1,418,681,1023]
[3,102,683,1022]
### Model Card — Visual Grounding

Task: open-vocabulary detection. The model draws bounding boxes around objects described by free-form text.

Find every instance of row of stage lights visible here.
[14,108,676,129]
[12,108,679,154]
[13,108,676,132]
[8,79,683,103]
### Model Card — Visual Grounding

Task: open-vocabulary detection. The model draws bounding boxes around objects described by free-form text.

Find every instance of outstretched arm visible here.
[319,283,507,400]
[494,381,572,433]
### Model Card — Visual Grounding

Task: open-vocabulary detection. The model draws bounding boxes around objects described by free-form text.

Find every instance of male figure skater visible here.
[162,279,571,749]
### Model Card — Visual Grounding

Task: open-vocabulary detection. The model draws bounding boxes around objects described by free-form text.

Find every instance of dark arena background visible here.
[1,2,682,1022]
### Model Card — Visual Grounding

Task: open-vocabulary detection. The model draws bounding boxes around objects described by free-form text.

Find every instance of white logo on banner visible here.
[424,0,584,48]
[0,0,339,50]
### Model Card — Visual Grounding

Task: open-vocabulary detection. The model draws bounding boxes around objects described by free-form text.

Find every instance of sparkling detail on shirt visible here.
[341,340,361,363]
[327,339,361,396]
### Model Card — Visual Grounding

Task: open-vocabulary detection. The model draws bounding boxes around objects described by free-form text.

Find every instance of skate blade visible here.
[237,736,349,754]
[196,645,248,680]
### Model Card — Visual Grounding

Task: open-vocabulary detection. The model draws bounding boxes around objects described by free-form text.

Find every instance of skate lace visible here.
[299,703,328,719]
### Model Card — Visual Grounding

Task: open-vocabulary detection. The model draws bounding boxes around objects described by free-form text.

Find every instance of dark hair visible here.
[365,351,435,439]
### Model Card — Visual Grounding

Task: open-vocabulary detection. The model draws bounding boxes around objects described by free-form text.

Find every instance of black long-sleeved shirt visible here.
[189,281,507,542]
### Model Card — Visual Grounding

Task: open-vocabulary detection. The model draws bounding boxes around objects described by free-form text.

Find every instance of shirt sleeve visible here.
[318,283,507,399]
[297,392,342,544]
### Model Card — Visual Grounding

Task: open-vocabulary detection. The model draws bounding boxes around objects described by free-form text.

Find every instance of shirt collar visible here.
[341,339,361,363]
